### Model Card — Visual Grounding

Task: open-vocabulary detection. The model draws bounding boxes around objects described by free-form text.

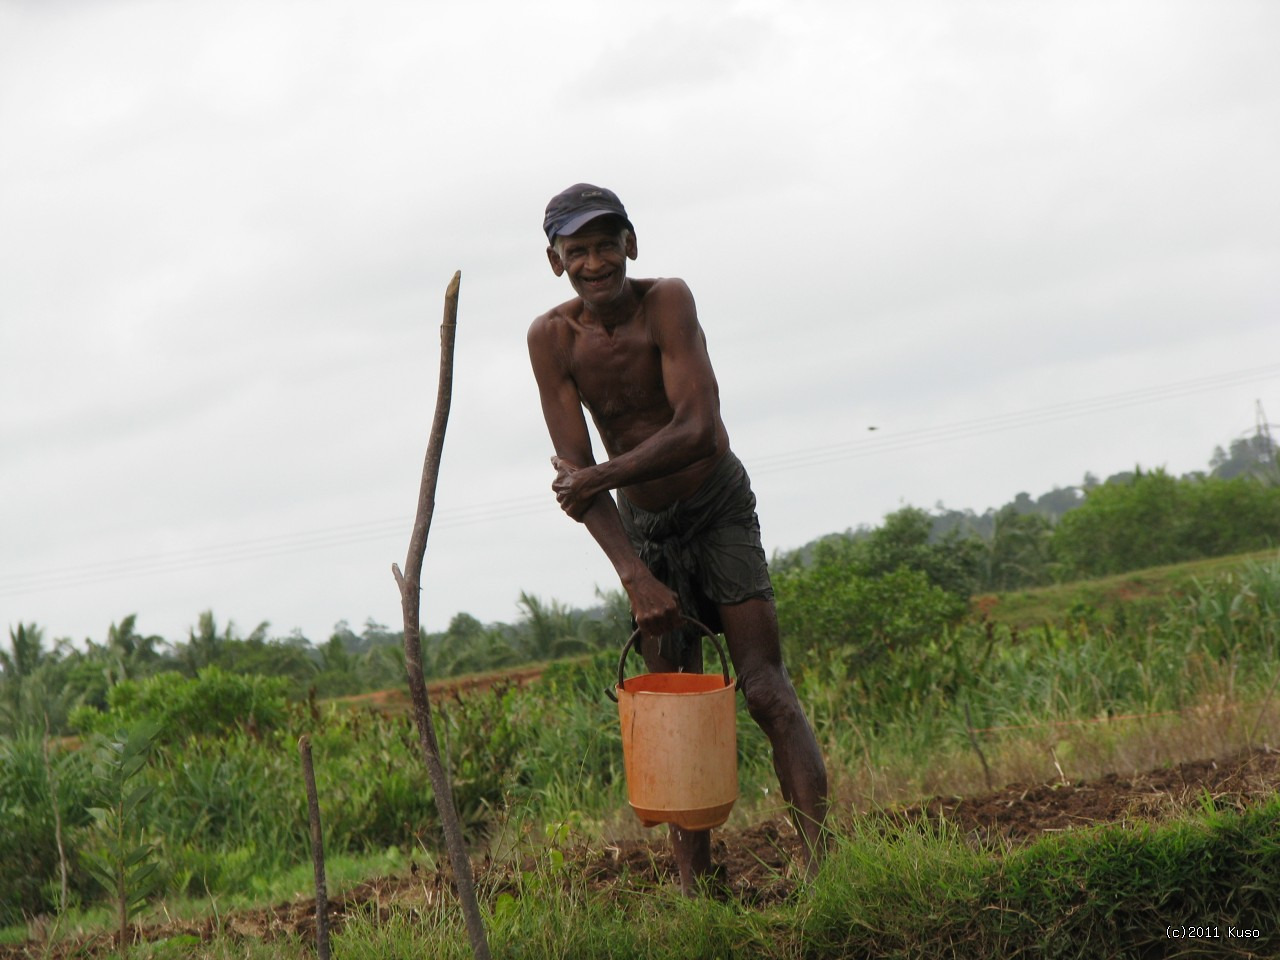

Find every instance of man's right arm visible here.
[526,315,682,638]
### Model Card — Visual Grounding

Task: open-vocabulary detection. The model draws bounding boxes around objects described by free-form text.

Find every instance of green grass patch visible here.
[168,799,1280,959]
[5,550,1280,953]
[979,548,1279,630]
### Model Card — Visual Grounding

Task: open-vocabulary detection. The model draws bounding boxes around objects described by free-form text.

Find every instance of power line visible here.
[750,363,1280,476]
[3,362,1278,600]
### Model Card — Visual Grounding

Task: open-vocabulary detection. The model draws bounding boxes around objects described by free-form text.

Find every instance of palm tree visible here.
[514,592,593,662]
[103,615,166,686]
[358,643,406,689]
[1,622,44,678]
[581,587,633,648]
[183,611,215,674]
[1,623,45,726]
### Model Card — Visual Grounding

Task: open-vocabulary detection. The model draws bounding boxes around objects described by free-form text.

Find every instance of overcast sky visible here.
[2,0,1277,649]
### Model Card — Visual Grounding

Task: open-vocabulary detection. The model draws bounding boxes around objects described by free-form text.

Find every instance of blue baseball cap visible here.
[543,183,634,243]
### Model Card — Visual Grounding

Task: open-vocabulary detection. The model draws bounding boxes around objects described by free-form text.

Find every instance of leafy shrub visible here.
[1171,557,1280,660]
[775,507,984,600]
[776,564,967,670]
[0,732,96,925]
[153,730,307,894]
[80,724,165,944]
[1053,470,1280,578]
[70,667,290,743]
[856,507,984,598]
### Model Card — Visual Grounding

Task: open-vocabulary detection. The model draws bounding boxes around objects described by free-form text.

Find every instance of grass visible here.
[375,800,1280,959]
[61,799,1280,959]
[976,547,1279,629]
[6,550,1280,957]
[823,682,1280,818]
[0,849,406,951]
[802,551,1280,814]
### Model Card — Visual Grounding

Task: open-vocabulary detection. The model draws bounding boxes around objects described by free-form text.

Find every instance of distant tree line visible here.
[777,426,1280,594]
[764,431,1280,707]
[3,428,1277,739]
[0,591,632,739]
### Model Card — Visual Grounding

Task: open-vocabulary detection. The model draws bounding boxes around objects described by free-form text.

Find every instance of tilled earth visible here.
[6,746,1280,958]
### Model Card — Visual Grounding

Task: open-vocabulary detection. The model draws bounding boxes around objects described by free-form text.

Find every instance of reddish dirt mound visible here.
[552,815,804,906]
[898,746,1280,845]
[330,664,549,715]
[6,747,1278,958]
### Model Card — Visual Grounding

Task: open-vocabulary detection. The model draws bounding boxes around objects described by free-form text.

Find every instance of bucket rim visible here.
[606,617,734,702]
[613,672,735,696]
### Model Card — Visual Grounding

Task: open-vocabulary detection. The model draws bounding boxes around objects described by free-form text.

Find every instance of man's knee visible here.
[738,664,801,727]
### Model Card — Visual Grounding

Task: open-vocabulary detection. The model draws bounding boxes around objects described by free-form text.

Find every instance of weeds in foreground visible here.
[14,777,1280,959]
[347,800,1280,960]
[188,799,1280,959]
[4,555,1280,950]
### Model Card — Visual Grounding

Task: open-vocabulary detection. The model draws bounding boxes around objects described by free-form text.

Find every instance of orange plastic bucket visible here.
[610,621,738,831]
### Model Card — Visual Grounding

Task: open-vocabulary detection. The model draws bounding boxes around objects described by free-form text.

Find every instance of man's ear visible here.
[625,231,638,261]
[546,246,565,277]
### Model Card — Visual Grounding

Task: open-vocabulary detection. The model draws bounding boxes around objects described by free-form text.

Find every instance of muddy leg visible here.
[720,598,829,876]
[668,826,713,896]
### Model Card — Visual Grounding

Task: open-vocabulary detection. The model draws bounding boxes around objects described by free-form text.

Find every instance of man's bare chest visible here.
[568,325,669,422]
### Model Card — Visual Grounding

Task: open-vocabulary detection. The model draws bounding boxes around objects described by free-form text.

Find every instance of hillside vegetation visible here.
[2,437,1279,956]
[6,448,1280,739]
[2,547,1279,957]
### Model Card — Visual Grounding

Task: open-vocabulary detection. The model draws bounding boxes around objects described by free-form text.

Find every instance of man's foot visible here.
[681,861,730,900]
[795,809,829,881]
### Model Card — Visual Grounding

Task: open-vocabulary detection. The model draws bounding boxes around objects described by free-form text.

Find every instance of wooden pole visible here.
[43,712,69,916]
[963,702,994,792]
[391,271,490,960]
[298,735,331,960]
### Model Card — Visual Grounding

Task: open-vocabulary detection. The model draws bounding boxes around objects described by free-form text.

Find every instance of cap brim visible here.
[552,209,632,241]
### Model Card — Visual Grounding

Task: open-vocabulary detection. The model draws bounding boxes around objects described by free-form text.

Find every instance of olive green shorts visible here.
[617,450,773,659]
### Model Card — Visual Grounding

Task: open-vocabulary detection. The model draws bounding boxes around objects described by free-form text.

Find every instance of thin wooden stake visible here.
[1247,662,1280,748]
[298,735,330,960]
[964,702,994,792]
[392,271,491,960]
[42,712,69,916]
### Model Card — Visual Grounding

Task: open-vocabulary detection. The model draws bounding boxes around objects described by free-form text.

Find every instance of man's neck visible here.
[582,279,640,330]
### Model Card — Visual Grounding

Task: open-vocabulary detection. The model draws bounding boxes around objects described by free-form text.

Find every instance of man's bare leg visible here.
[639,631,716,895]
[640,601,828,891]
[720,598,829,876]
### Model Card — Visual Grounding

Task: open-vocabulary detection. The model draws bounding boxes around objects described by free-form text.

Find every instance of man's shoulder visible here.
[528,297,581,343]
[636,278,699,337]
[528,278,695,347]
[636,276,692,301]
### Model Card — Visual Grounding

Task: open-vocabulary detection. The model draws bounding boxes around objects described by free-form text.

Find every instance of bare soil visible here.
[330,663,550,714]
[6,746,1279,958]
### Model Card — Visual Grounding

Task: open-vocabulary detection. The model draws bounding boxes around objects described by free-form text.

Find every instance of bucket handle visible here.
[605,617,733,702]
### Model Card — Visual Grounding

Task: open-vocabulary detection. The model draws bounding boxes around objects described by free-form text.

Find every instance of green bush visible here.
[79,724,165,944]
[70,667,290,743]
[0,732,96,925]
[154,730,308,895]
[776,564,967,678]
[1053,469,1280,578]
[5,556,1280,929]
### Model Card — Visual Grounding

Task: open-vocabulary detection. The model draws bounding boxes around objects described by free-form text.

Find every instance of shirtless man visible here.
[527,183,828,893]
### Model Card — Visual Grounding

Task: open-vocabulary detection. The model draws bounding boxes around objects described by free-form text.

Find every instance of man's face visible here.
[547,218,638,309]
